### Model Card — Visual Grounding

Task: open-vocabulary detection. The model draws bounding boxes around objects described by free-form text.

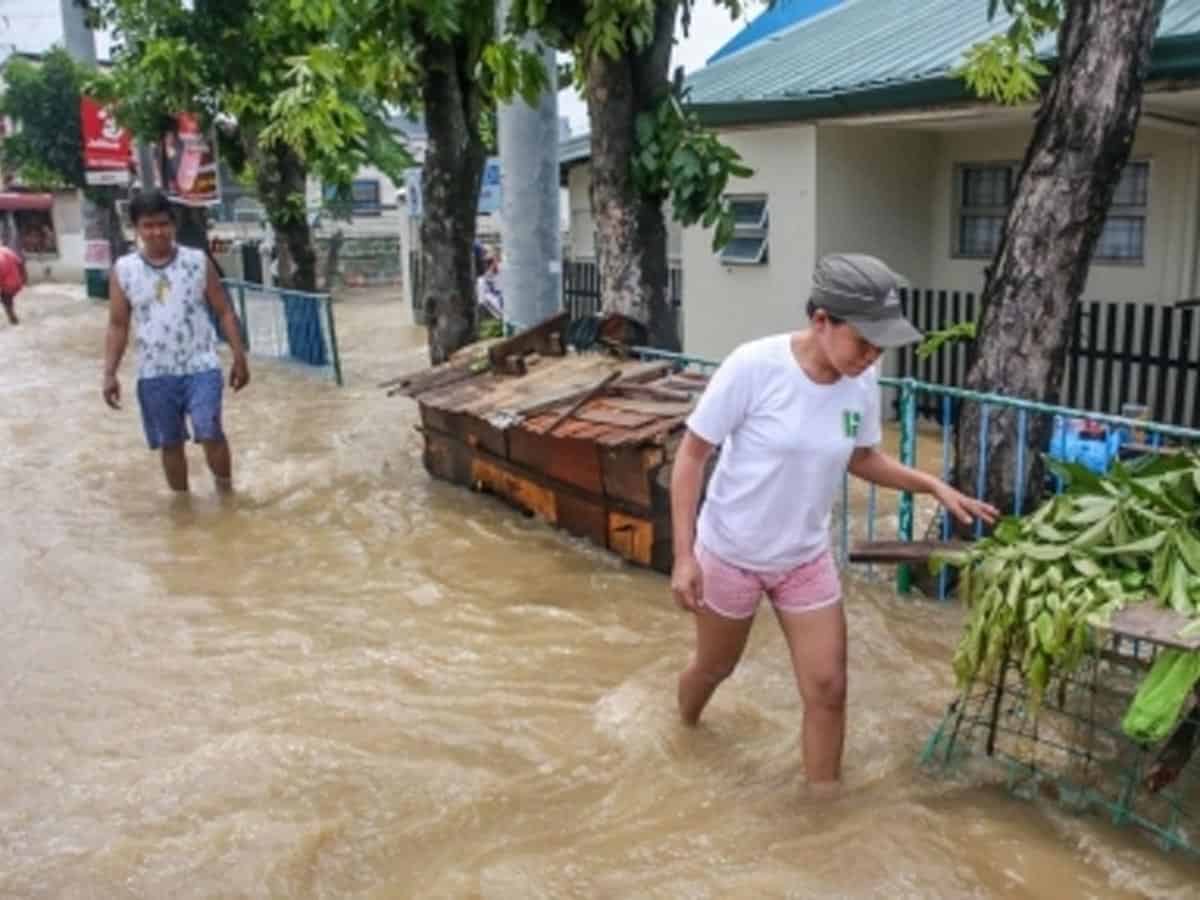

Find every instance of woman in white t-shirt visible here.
[670,253,998,793]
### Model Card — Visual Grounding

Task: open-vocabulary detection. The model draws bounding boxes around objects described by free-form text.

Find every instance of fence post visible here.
[237,283,249,351]
[324,295,343,387]
[897,378,917,595]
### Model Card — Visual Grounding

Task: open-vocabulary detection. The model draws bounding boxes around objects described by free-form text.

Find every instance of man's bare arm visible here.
[204,259,250,390]
[103,271,131,409]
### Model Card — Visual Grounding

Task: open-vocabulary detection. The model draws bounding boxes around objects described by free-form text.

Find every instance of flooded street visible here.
[2,284,1198,899]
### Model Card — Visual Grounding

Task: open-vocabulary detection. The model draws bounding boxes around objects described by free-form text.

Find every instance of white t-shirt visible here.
[687,334,882,571]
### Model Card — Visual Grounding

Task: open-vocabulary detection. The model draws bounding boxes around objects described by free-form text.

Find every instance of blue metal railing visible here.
[221,279,343,386]
[625,345,1200,600]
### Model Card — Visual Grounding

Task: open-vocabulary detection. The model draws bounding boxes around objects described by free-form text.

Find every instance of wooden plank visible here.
[556,493,608,546]
[572,406,658,428]
[603,398,695,417]
[507,427,604,495]
[1098,604,1200,651]
[608,512,655,567]
[848,539,971,564]
[461,416,508,458]
[420,405,466,442]
[542,371,622,435]
[422,430,474,486]
[498,372,621,429]
[597,415,688,447]
[470,457,558,523]
[384,364,480,398]
[601,445,662,511]
[486,312,569,374]
[611,383,692,403]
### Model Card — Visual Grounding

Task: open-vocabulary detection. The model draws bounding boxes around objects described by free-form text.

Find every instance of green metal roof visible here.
[686,0,1200,125]
[559,133,592,167]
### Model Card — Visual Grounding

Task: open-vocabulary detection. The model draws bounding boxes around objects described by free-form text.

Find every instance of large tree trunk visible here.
[954,0,1164,516]
[172,204,208,252]
[584,0,679,350]
[251,139,318,292]
[419,34,487,364]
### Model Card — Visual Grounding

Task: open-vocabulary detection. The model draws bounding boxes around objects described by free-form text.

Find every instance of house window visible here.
[351,179,382,216]
[14,209,57,255]
[954,161,1149,263]
[1094,162,1149,262]
[718,194,768,265]
[955,164,1012,258]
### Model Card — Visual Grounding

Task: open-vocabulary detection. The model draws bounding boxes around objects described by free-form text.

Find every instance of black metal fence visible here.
[409,253,684,329]
[562,259,683,319]
[894,288,1200,427]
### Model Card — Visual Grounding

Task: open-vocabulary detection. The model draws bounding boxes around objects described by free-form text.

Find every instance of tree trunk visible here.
[172,203,208,252]
[584,0,679,350]
[324,228,345,291]
[954,0,1164,516]
[251,139,317,292]
[419,34,487,364]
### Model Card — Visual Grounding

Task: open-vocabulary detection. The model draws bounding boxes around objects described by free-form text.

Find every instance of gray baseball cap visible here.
[809,253,922,348]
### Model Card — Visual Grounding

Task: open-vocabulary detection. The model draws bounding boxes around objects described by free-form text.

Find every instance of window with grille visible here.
[954,161,1149,263]
[351,179,382,216]
[718,195,768,265]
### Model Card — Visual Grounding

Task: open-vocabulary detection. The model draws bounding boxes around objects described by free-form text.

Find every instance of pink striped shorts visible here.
[695,542,842,620]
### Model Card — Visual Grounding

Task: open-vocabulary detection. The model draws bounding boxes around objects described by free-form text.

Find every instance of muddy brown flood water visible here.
[1,285,1198,899]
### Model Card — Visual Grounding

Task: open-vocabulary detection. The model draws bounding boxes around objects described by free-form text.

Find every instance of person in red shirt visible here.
[0,244,26,325]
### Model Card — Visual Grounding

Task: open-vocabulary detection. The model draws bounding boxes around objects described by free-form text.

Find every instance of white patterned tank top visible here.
[114,246,220,380]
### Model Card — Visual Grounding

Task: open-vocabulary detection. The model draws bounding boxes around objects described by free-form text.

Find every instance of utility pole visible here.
[496,0,561,331]
[59,0,113,298]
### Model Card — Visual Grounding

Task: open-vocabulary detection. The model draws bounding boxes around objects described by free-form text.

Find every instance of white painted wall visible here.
[927,125,1198,303]
[564,161,683,262]
[815,126,937,286]
[680,124,818,360]
[23,191,84,284]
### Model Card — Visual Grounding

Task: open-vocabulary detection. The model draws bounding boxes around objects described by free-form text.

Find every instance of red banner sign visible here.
[160,113,220,207]
[80,97,133,173]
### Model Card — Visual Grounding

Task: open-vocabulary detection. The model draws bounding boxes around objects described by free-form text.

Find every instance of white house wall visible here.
[815,126,937,287]
[681,124,818,360]
[565,161,683,262]
[928,125,1198,303]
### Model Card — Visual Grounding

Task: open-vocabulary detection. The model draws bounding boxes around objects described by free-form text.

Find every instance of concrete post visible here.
[59,0,110,296]
[496,0,561,331]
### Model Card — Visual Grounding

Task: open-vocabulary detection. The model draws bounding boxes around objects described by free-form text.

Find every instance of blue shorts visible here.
[136,369,225,450]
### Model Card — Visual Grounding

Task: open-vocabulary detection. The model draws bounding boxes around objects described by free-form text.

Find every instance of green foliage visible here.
[941,452,1200,721]
[507,0,753,250]
[916,319,977,360]
[632,94,753,251]
[957,0,1063,104]
[263,1,545,182]
[478,317,504,339]
[0,49,88,190]
[87,0,417,195]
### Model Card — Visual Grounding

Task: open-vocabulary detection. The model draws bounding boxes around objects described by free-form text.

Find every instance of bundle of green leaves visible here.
[937,452,1200,733]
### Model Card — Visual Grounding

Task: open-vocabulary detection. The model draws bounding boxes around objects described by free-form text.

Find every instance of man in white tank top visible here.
[102,190,250,492]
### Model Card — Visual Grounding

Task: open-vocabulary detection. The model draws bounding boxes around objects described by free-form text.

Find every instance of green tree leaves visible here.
[0,49,88,190]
